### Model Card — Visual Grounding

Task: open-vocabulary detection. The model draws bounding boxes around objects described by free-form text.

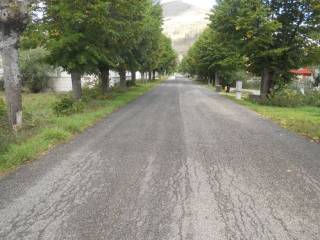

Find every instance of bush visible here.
[304,90,320,107]
[263,89,320,107]
[267,89,304,107]
[243,77,261,90]
[82,86,114,101]
[53,97,85,116]
[19,48,52,93]
[220,70,247,88]
[82,87,101,101]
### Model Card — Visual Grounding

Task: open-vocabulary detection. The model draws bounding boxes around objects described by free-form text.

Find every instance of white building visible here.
[0,55,148,92]
[48,68,143,92]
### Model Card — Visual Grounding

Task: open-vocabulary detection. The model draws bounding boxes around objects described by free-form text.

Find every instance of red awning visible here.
[289,68,313,76]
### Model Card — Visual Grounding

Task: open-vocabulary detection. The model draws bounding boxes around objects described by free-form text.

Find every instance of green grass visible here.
[0,80,162,173]
[221,92,320,142]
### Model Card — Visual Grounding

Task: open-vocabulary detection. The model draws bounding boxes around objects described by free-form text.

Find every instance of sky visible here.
[161,0,216,10]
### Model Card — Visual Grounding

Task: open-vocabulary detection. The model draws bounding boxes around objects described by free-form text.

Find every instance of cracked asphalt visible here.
[0,77,320,240]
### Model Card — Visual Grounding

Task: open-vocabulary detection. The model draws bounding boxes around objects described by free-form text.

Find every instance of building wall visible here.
[48,69,73,92]
[48,69,143,92]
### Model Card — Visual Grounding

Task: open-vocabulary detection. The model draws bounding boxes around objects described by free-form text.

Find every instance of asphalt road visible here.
[0,77,320,240]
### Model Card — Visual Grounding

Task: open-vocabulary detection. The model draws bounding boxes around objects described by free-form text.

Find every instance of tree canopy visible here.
[1,0,177,127]
[181,0,320,96]
[42,0,175,93]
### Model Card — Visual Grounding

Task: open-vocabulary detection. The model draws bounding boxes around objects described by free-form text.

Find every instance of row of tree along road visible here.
[180,0,320,97]
[0,0,177,130]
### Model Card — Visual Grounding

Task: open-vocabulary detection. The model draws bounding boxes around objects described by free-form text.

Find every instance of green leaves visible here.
[180,27,243,83]
[43,0,112,74]
[26,0,173,83]
[183,0,320,90]
[156,34,177,74]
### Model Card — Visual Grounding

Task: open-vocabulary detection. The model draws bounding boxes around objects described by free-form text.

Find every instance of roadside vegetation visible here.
[221,92,320,142]
[0,80,163,173]
[180,0,320,96]
[180,0,320,141]
[0,1,177,173]
[1,0,177,129]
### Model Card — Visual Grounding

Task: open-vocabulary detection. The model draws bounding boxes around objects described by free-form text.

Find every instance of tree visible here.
[43,0,110,99]
[156,34,177,75]
[103,0,149,90]
[137,2,163,81]
[179,28,243,88]
[210,0,320,96]
[0,0,31,129]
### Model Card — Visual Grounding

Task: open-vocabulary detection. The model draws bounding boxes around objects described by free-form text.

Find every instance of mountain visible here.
[161,0,209,60]
[162,1,192,17]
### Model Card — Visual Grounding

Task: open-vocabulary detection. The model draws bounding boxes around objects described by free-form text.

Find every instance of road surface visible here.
[0,77,319,240]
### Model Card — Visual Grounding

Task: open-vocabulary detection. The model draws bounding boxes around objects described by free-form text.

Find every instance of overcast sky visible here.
[161,0,216,10]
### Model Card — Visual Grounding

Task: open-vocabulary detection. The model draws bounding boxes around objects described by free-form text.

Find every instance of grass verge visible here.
[221,92,320,142]
[0,80,162,174]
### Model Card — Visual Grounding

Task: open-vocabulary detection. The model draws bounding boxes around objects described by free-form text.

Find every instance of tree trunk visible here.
[152,70,156,80]
[260,66,273,97]
[141,72,145,84]
[131,71,136,85]
[119,68,127,90]
[1,0,30,129]
[2,44,23,129]
[71,72,82,100]
[215,72,220,86]
[100,67,110,95]
[148,71,152,81]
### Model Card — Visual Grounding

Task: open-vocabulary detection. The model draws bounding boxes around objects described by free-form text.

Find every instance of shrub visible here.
[267,89,304,107]
[219,70,247,88]
[127,80,136,87]
[53,97,85,116]
[82,87,101,101]
[304,90,320,107]
[82,86,114,101]
[243,77,261,90]
[19,48,52,93]
[262,89,320,107]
